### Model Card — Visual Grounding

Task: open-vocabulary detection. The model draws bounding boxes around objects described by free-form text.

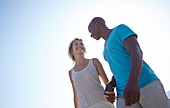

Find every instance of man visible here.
[88,17,170,108]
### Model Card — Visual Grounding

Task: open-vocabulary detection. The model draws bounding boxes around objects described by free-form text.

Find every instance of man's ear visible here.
[94,21,99,28]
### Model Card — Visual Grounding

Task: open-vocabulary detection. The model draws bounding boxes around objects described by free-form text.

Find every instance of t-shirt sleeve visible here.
[116,24,137,41]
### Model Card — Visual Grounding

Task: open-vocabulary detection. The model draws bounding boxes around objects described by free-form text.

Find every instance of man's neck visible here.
[104,29,113,41]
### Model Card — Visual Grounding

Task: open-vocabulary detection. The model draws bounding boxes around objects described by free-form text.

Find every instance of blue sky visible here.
[0,0,170,108]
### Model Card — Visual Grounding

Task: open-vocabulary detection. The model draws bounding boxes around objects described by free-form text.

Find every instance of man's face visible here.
[88,22,101,40]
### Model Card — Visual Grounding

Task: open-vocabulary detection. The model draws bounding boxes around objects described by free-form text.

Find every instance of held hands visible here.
[124,82,140,106]
[104,83,116,103]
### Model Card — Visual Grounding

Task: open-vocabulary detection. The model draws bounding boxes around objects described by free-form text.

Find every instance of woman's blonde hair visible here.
[68,38,86,62]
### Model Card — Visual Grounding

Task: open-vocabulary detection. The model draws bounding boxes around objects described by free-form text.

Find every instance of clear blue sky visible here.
[0,0,170,108]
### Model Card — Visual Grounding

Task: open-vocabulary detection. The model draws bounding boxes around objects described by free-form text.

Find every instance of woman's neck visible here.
[74,56,86,65]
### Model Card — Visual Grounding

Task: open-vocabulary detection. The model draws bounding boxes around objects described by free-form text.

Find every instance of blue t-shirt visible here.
[103,24,159,97]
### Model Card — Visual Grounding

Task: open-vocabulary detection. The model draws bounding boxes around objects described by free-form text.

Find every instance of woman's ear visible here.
[71,49,74,55]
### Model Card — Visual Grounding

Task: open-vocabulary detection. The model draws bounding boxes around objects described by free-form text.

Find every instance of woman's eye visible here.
[74,43,78,45]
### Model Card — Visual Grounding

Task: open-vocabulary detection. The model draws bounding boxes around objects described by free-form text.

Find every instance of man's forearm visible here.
[108,76,116,87]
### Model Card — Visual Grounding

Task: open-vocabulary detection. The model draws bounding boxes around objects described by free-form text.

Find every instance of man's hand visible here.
[124,82,140,106]
[104,83,116,103]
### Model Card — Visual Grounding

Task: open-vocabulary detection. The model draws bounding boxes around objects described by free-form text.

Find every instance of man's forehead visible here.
[88,22,94,30]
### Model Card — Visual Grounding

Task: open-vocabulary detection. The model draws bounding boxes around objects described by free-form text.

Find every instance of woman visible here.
[68,38,115,108]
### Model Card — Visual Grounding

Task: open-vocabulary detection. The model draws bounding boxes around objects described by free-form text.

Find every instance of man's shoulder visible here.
[116,24,127,28]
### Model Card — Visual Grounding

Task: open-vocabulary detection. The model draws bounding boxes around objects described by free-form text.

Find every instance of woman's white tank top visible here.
[71,59,107,108]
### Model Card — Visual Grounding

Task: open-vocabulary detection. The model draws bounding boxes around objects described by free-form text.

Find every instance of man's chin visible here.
[93,36,100,40]
[93,38,98,40]
[94,38,99,40]
[96,37,101,40]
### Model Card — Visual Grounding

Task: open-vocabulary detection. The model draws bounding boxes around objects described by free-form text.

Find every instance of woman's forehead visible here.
[73,40,83,43]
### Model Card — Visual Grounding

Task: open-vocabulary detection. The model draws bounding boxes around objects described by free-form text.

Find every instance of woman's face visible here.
[72,40,85,56]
